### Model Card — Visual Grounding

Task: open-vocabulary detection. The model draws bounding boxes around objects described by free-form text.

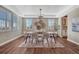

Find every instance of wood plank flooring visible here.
[0,36,79,54]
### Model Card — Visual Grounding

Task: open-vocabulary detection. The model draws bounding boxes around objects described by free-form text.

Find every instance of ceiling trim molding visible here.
[23,15,58,18]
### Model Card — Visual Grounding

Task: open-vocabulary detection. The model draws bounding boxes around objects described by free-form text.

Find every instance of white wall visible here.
[67,7,79,44]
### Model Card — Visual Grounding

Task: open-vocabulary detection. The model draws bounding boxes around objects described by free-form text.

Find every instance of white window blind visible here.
[12,14,17,30]
[0,6,18,32]
[0,10,7,31]
[48,19,55,30]
[26,19,32,29]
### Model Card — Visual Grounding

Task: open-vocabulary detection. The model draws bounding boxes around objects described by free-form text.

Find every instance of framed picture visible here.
[72,17,79,32]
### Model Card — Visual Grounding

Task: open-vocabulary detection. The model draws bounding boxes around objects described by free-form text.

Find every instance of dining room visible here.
[0,5,79,54]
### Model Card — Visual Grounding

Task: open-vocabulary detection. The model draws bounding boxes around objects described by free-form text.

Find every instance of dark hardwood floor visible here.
[0,36,79,54]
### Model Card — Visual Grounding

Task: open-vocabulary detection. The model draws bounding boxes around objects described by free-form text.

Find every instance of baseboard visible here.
[68,39,79,45]
[0,34,23,46]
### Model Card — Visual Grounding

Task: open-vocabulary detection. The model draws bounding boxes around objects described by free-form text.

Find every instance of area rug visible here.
[18,39,64,48]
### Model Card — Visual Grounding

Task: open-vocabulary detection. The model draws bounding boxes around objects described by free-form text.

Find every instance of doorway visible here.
[61,15,68,38]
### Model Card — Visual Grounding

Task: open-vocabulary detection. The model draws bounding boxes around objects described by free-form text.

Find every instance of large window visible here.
[0,10,7,31]
[48,19,55,30]
[26,19,32,29]
[0,6,18,32]
[12,14,17,30]
[48,18,58,31]
[6,10,12,30]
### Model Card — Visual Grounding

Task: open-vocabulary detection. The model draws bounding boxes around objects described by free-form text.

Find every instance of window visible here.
[48,19,58,31]
[26,19,32,29]
[48,19,55,30]
[12,14,17,30]
[0,10,7,31]
[6,11,12,30]
[0,6,18,32]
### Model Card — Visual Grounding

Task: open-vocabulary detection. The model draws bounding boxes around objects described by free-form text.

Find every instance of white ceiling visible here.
[3,5,75,18]
[15,5,68,15]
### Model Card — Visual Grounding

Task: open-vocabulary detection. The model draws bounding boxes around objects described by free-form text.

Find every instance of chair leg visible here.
[25,40,26,44]
[42,39,44,46]
[25,37,27,44]
[31,37,33,44]
[47,39,49,47]
[53,37,56,48]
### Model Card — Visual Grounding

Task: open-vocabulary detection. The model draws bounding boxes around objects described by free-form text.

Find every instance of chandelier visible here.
[34,8,46,30]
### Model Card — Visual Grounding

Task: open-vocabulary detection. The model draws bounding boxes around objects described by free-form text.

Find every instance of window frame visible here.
[25,18,32,30]
[48,19,55,30]
[0,6,18,32]
[11,13,17,31]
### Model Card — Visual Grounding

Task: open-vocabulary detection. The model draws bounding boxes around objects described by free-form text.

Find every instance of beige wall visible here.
[0,16,22,44]
[67,7,79,44]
